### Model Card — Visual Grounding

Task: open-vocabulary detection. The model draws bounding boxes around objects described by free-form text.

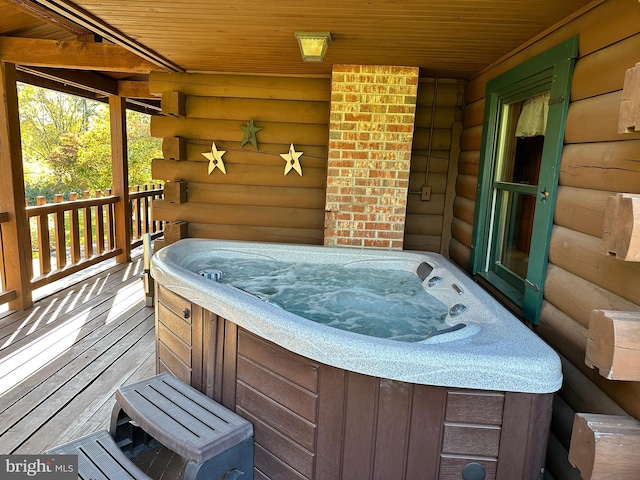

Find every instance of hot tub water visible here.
[196,257,450,342]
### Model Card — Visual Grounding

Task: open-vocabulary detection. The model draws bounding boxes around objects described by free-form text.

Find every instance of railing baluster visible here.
[142,184,150,235]
[151,183,158,234]
[69,192,81,263]
[53,194,66,270]
[36,196,51,276]
[95,190,105,254]
[83,190,93,259]
[133,185,142,241]
[106,188,115,250]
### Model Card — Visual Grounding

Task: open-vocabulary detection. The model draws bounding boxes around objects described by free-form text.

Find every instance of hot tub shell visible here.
[151,239,561,479]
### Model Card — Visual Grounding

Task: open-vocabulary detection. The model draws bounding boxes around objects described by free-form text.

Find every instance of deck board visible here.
[0,256,156,454]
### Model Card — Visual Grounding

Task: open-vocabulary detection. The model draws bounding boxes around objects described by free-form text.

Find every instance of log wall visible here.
[404,78,464,252]
[149,72,331,245]
[454,2,640,475]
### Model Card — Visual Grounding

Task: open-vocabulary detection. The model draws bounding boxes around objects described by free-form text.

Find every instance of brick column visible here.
[324,65,419,249]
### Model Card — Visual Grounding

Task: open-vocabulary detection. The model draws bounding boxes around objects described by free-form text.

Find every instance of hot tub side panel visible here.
[155,286,552,480]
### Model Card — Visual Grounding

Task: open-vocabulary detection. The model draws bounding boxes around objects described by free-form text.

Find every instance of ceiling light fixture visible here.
[294,32,332,62]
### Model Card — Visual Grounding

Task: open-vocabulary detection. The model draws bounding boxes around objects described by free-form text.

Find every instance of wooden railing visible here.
[22,184,163,290]
[130,184,164,249]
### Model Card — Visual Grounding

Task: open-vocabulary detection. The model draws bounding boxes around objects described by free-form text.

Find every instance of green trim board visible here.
[470,37,578,324]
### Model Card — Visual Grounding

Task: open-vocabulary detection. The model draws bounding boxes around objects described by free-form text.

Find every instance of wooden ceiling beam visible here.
[5,0,94,40]
[15,69,99,99]
[0,37,161,73]
[29,0,183,72]
[17,65,118,96]
[15,69,161,113]
[126,98,161,114]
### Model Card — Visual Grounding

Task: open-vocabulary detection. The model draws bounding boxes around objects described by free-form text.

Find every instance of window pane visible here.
[494,190,536,280]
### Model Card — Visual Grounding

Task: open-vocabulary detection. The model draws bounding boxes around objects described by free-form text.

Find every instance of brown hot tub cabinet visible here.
[156,284,552,480]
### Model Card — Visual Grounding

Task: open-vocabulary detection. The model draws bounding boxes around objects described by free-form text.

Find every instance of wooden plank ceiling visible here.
[1,0,595,80]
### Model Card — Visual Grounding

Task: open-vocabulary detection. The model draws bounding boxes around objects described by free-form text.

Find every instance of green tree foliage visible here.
[18,83,161,205]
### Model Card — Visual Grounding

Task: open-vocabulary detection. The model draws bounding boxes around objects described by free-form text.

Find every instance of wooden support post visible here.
[585,310,640,381]
[601,193,640,261]
[569,413,640,480]
[162,136,187,160]
[164,180,187,204]
[161,91,186,117]
[164,221,187,245]
[110,96,131,263]
[0,62,32,309]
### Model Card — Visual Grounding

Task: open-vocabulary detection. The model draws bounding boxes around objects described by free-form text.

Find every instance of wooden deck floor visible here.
[0,256,156,454]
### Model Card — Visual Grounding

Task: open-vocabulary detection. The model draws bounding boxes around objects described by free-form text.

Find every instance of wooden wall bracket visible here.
[585,310,640,381]
[568,413,640,480]
[601,193,640,261]
[164,220,188,245]
[164,180,187,204]
[162,91,186,117]
[162,136,187,161]
[618,62,639,134]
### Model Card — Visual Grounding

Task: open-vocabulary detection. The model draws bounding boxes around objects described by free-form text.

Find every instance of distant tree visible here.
[18,83,161,204]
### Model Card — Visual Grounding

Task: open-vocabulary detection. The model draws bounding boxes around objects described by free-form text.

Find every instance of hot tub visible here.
[151,239,561,480]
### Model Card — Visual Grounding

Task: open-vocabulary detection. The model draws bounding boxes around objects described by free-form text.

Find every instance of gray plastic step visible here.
[46,429,151,480]
[113,372,253,465]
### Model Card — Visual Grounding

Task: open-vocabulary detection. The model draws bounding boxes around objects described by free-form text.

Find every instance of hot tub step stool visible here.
[46,429,152,479]
[111,372,254,480]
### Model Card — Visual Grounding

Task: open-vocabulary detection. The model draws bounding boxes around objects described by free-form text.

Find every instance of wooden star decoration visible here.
[202,142,227,174]
[280,143,303,176]
[240,118,262,150]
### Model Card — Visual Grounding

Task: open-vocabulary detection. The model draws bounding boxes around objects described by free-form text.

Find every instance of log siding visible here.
[452,2,640,476]
[149,73,331,245]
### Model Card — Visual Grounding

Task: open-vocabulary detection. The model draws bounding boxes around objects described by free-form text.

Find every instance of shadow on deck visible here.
[0,256,156,454]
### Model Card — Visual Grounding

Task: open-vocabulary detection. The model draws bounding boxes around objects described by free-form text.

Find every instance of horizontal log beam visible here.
[150,116,328,146]
[149,71,330,101]
[117,80,155,99]
[188,222,323,245]
[586,310,640,381]
[569,413,640,480]
[554,186,612,238]
[151,158,326,189]
[565,91,640,144]
[559,140,640,192]
[187,183,325,210]
[548,225,640,306]
[152,200,324,230]
[0,37,158,73]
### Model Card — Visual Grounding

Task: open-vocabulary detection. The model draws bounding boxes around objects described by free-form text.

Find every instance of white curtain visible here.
[515,92,549,137]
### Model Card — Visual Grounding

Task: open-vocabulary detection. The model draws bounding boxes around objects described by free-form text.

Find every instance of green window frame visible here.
[470,37,578,324]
